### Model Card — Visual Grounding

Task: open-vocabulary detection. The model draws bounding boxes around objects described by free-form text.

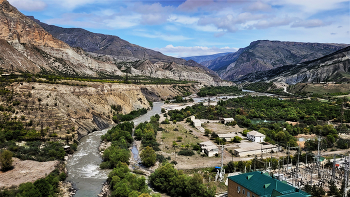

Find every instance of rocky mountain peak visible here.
[0,1,69,49]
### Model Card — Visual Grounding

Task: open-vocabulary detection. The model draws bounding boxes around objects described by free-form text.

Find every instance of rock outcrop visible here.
[11,82,202,138]
[201,40,348,81]
[239,46,350,84]
[0,1,226,86]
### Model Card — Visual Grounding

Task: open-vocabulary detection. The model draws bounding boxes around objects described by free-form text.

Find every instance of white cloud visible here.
[291,19,330,28]
[271,0,348,14]
[104,15,140,29]
[168,15,199,25]
[48,0,98,10]
[245,1,272,12]
[9,0,46,11]
[133,32,192,42]
[177,0,214,12]
[252,16,296,29]
[155,45,238,57]
[132,3,174,25]
[198,12,268,32]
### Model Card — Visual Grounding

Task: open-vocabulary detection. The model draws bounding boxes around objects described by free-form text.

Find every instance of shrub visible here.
[178,149,195,156]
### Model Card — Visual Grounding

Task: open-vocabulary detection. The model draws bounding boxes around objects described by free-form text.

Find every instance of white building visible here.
[217,133,237,141]
[234,144,279,157]
[221,118,234,124]
[193,119,202,127]
[199,141,219,157]
[247,130,265,142]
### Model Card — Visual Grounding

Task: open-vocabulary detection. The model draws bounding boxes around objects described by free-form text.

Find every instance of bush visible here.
[0,150,13,171]
[161,119,170,124]
[178,149,195,156]
[140,146,157,167]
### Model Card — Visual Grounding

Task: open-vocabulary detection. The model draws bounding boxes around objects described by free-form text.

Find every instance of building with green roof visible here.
[228,171,310,197]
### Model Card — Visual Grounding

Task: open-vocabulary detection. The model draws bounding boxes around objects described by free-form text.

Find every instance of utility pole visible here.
[317,136,321,177]
[296,147,300,178]
[332,154,336,181]
[344,154,349,197]
[287,145,290,172]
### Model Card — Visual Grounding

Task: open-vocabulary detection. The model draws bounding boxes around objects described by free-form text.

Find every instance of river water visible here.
[66,102,164,196]
[66,92,274,196]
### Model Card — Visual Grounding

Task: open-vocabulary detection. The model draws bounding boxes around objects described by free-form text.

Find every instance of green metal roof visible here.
[228,171,310,197]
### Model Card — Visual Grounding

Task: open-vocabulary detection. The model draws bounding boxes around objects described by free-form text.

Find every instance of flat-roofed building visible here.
[228,171,310,197]
[218,133,237,141]
[247,131,265,142]
[234,144,278,157]
[221,118,235,124]
[199,141,218,157]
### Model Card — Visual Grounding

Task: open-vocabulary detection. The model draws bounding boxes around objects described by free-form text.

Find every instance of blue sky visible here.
[9,0,350,57]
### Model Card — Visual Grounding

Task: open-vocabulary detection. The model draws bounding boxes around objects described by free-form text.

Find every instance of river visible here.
[66,92,273,196]
[66,102,164,197]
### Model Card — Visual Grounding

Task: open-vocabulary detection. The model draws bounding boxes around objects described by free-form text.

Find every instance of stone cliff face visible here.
[203,40,348,81]
[239,46,350,84]
[29,16,228,85]
[0,1,224,85]
[12,82,200,138]
[0,0,123,77]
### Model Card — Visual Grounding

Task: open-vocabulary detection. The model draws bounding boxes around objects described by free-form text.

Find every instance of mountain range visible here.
[182,52,233,64]
[238,46,350,84]
[0,0,226,85]
[200,40,348,81]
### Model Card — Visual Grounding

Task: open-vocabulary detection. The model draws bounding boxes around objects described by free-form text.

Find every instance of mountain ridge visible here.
[238,46,350,84]
[203,40,348,81]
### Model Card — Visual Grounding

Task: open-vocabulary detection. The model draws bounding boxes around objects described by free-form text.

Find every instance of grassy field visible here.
[289,83,350,95]
[158,123,201,154]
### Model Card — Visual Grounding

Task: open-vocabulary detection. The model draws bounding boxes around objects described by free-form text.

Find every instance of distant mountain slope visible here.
[0,0,123,77]
[27,16,228,84]
[205,40,348,81]
[201,49,245,71]
[182,52,233,64]
[29,16,186,65]
[0,1,227,85]
[238,46,350,84]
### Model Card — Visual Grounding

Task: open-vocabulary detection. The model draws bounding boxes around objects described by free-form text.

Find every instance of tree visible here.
[140,146,157,167]
[204,129,212,136]
[0,150,13,171]
[232,136,242,143]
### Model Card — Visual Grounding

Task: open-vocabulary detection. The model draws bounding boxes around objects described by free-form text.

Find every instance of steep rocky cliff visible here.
[11,82,200,138]
[239,46,350,84]
[0,0,123,77]
[202,40,348,81]
[0,1,225,86]
[28,16,227,85]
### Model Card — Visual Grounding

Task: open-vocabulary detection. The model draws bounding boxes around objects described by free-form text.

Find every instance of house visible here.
[222,118,235,124]
[199,141,219,157]
[247,131,265,142]
[228,171,310,197]
[218,133,237,141]
[234,144,279,157]
[193,119,202,127]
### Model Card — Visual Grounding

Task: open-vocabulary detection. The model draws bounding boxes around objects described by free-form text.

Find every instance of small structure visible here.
[221,118,234,124]
[228,171,310,197]
[234,144,278,157]
[218,133,237,141]
[199,141,219,157]
[247,130,265,142]
[193,119,202,127]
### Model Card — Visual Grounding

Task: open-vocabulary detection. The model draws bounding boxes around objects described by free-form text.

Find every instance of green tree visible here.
[232,136,242,143]
[140,146,157,167]
[0,150,13,171]
[204,129,212,136]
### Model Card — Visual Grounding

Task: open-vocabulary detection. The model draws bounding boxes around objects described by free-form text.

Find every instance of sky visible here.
[9,0,350,58]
